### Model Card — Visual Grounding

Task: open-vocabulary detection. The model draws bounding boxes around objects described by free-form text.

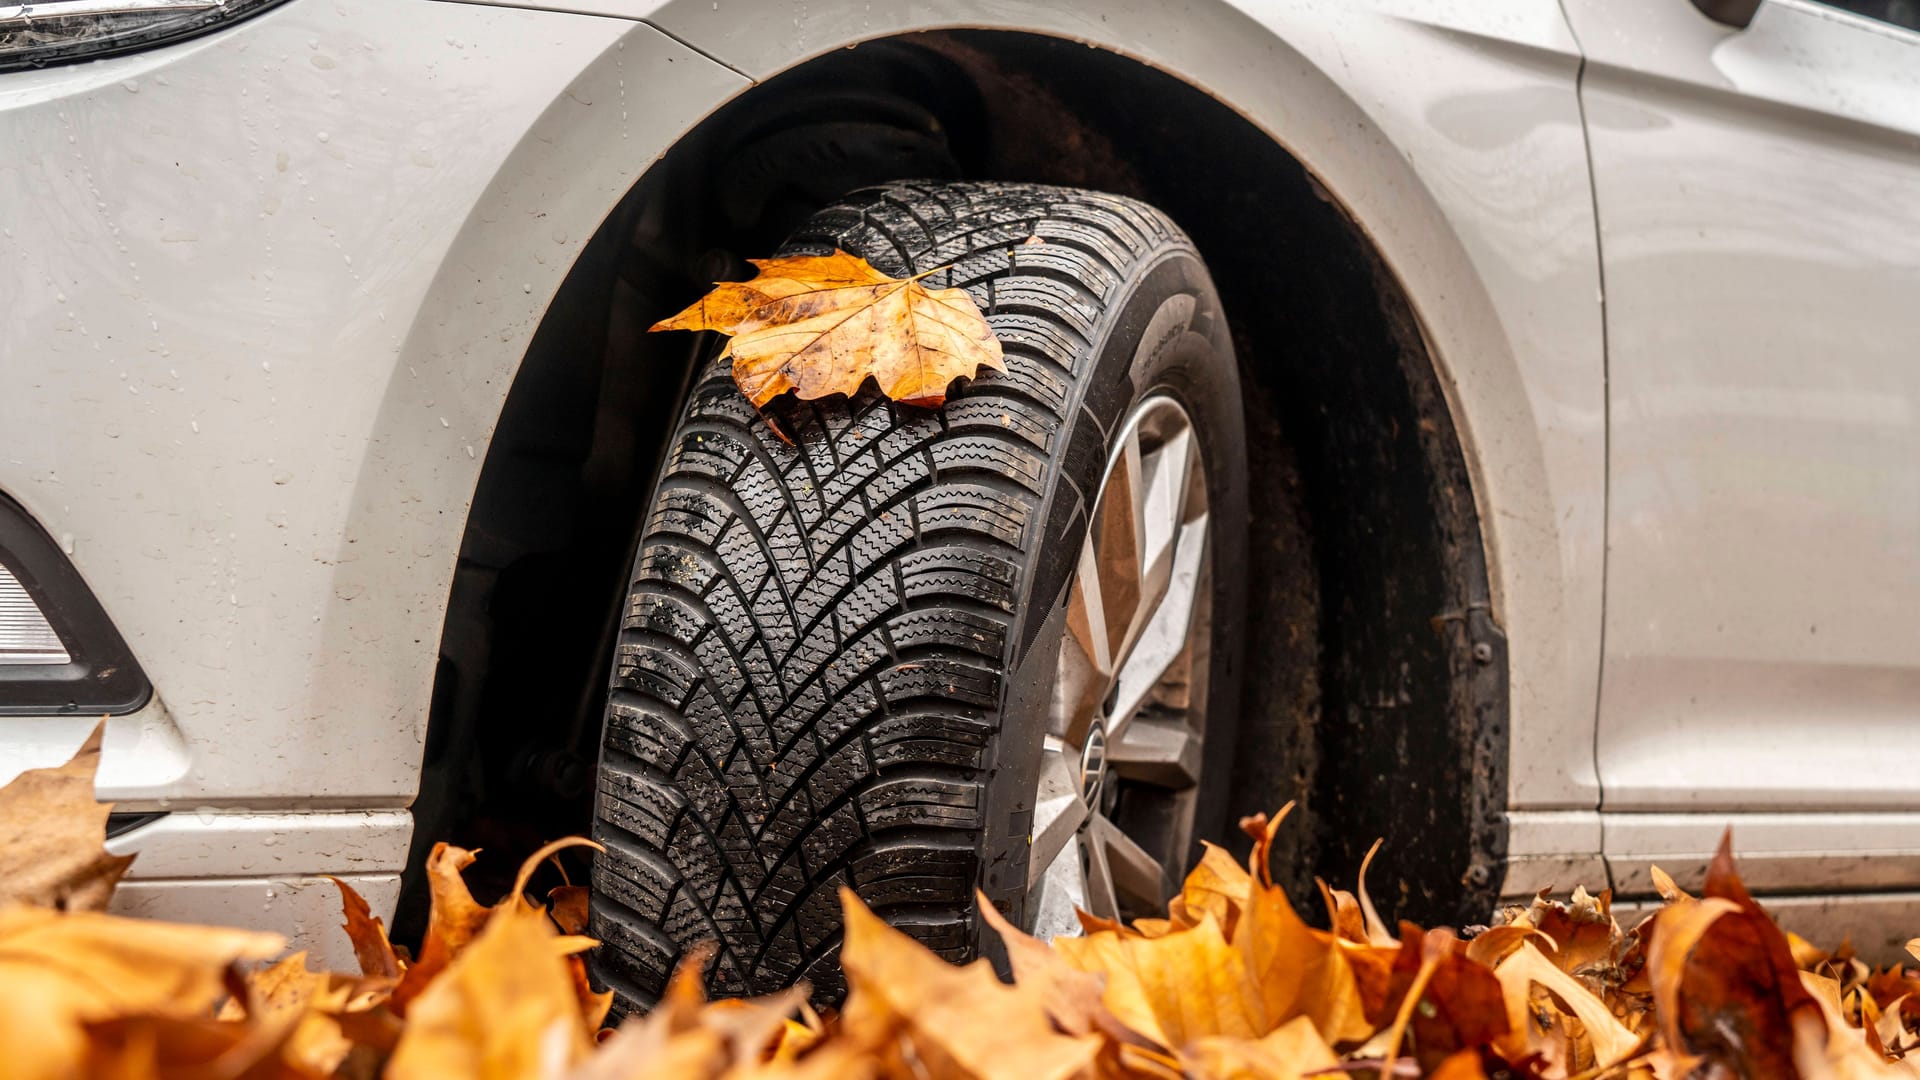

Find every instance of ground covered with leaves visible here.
[4,731,1919,1080]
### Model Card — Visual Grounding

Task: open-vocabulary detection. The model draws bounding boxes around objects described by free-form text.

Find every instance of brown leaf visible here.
[1316,879,1370,945]
[1382,927,1510,1073]
[390,842,492,1013]
[651,250,1005,408]
[0,906,284,1080]
[387,901,596,1080]
[1650,835,1820,1080]
[1791,969,1920,1080]
[0,723,135,911]
[333,876,404,980]
[1428,1049,1491,1080]
[1649,865,1691,903]
[549,885,590,936]
[1517,886,1620,976]
[838,888,1099,1080]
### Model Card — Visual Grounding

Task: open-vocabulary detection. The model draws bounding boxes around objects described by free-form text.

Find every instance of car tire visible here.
[589,180,1249,1009]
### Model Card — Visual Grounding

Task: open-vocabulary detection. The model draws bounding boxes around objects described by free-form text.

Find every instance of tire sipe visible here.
[589,181,1249,1009]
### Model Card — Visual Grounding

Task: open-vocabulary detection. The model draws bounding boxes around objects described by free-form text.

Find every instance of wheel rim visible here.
[1026,395,1213,940]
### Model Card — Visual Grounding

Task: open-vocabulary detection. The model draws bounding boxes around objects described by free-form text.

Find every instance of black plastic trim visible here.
[105,810,166,839]
[0,493,150,716]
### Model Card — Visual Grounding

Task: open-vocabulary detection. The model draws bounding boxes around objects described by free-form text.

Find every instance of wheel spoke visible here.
[1029,832,1089,941]
[1090,432,1144,661]
[1105,513,1208,744]
[1123,425,1193,657]
[1028,736,1091,890]
[1058,537,1112,746]
[1091,813,1172,913]
[1081,820,1121,922]
[1107,714,1202,789]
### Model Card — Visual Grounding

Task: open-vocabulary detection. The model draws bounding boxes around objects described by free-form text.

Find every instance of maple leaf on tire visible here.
[650,249,1005,408]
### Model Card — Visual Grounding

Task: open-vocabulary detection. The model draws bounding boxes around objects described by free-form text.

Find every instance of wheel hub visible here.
[1077,723,1109,808]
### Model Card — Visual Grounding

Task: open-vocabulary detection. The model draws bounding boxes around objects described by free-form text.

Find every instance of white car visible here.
[3,0,1916,1003]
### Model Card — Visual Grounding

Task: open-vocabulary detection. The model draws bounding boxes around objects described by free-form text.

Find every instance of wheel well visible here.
[402,29,1508,940]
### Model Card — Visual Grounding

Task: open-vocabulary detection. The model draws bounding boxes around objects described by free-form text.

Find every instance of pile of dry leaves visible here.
[4,731,1918,1080]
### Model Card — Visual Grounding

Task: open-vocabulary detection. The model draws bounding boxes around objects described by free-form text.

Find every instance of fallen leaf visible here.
[839,888,1099,1080]
[1649,865,1691,903]
[1382,927,1509,1073]
[1171,843,1252,938]
[82,1009,308,1080]
[221,951,361,1075]
[333,876,404,980]
[0,906,284,1080]
[1353,841,1399,948]
[387,901,596,1080]
[0,723,135,911]
[1493,940,1641,1070]
[1058,912,1266,1048]
[390,843,492,1013]
[1650,834,1820,1080]
[1182,1015,1339,1080]
[651,250,1005,408]
[1232,806,1378,1044]
[549,885,590,936]
[978,890,1151,1047]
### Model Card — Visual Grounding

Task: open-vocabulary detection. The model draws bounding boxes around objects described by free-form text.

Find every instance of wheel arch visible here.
[399,3,1601,933]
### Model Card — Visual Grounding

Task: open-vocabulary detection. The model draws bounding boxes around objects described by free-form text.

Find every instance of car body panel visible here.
[1564,0,1920,813]
[0,0,745,806]
[0,0,1607,836]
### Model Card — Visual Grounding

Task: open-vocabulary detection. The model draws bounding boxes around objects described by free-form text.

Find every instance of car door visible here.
[1562,0,1920,827]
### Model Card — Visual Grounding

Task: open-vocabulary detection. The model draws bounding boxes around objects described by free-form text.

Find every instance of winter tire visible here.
[589,180,1249,1008]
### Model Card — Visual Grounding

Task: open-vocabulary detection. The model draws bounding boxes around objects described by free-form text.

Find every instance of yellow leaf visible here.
[1493,940,1641,1070]
[1056,913,1264,1048]
[978,889,1162,1051]
[651,250,1005,408]
[220,951,360,1075]
[1172,842,1253,937]
[391,842,492,1013]
[82,1010,310,1079]
[0,905,283,1080]
[387,902,595,1080]
[1181,1015,1339,1080]
[838,888,1098,1080]
[1353,840,1398,948]
[0,723,135,911]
